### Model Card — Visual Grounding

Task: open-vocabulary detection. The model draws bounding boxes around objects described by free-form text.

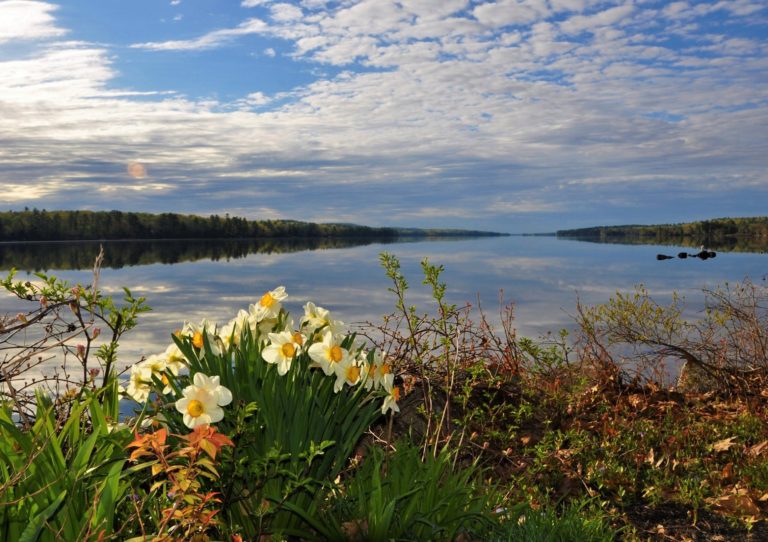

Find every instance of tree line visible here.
[0,209,400,242]
[0,238,398,271]
[556,216,768,252]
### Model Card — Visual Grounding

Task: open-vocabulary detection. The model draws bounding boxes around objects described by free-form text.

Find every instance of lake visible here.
[1,236,766,381]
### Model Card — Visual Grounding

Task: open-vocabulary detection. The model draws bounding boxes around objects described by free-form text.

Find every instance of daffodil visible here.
[139,353,167,374]
[126,364,153,403]
[301,302,347,338]
[360,357,376,390]
[381,373,401,415]
[175,372,232,429]
[219,309,249,349]
[333,356,362,393]
[262,331,301,376]
[138,353,176,394]
[191,372,233,405]
[163,343,186,375]
[374,356,393,390]
[182,319,221,355]
[308,331,349,376]
[250,286,287,322]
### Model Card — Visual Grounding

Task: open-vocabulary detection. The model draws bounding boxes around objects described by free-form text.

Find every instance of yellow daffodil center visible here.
[346,365,361,383]
[161,374,169,386]
[292,332,304,345]
[330,345,343,363]
[281,343,296,358]
[260,292,276,307]
[380,363,391,376]
[187,399,204,418]
[393,387,401,401]
[192,331,204,349]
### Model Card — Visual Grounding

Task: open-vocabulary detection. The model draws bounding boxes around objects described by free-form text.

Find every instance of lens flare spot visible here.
[127,162,147,179]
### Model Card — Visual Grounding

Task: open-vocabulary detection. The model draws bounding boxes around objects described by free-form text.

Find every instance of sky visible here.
[0,0,766,233]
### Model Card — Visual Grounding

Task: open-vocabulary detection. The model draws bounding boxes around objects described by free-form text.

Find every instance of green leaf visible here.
[19,490,67,542]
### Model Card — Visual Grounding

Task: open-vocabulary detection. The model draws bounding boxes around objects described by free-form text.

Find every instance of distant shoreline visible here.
[555,216,768,253]
[0,209,507,242]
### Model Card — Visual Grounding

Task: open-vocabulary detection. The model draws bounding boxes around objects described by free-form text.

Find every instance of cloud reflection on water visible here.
[1,236,766,382]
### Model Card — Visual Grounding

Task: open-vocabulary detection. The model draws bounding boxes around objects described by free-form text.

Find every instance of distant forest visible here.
[0,209,401,242]
[557,217,768,252]
[0,209,508,242]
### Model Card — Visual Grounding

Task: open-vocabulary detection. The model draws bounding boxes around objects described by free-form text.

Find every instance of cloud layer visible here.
[0,0,766,231]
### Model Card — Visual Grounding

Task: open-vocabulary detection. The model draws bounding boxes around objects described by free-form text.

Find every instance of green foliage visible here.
[0,390,133,541]
[314,442,495,541]
[1,261,149,421]
[576,280,768,393]
[146,321,384,539]
[491,501,617,542]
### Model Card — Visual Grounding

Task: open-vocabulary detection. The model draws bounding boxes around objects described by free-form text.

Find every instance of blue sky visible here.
[0,0,766,233]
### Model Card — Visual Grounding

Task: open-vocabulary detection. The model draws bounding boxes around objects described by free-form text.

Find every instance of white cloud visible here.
[242,0,270,7]
[0,0,66,44]
[270,2,303,22]
[131,18,268,50]
[559,4,635,35]
[1,0,766,230]
[474,0,550,27]
[488,199,563,213]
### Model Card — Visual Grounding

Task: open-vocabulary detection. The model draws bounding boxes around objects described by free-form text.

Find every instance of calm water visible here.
[1,236,766,379]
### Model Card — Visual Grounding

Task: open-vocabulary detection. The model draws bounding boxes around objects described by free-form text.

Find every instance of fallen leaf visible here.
[708,493,761,517]
[748,440,768,457]
[646,448,656,466]
[713,437,737,453]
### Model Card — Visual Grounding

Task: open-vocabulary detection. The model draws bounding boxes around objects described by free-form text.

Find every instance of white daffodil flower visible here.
[175,372,232,429]
[163,343,186,375]
[359,352,379,391]
[373,355,393,391]
[381,373,401,415]
[126,364,153,403]
[308,330,349,376]
[301,302,347,338]
[182,319,221,355]
[219,309,249,349]
[250,286,287,322]
[333,356,362,393]
[262,331,300,376]
[139,353,167,375]
[138,353,174,394]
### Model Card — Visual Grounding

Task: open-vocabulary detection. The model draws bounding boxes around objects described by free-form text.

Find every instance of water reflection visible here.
[0,238,402,271]
[1,236,766,385]
[558,235,768,254]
